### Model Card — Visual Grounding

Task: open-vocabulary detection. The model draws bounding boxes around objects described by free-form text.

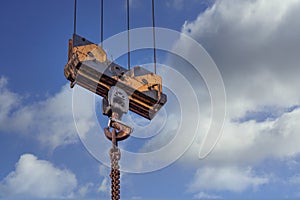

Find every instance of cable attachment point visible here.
[103,86,133,141]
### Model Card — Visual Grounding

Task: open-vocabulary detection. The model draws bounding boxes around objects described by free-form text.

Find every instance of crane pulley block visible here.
[64,34,167,120]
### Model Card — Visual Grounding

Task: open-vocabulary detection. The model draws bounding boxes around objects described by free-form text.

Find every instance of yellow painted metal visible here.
[64,36,166,119]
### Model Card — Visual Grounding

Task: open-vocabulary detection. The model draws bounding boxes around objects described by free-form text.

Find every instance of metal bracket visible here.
[103,86,132,141]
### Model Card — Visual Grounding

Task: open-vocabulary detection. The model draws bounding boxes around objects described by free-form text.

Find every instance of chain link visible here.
[110,146,121,200]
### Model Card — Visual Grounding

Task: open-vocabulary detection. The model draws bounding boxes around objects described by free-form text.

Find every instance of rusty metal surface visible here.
[64,34,167,120]
[64,34,168,199]
[73,62,167,119]
[109,129,121,200]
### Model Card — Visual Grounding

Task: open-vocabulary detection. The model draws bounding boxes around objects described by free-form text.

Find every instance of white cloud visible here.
[2,0,300,196]
[177,0,300,194]
[0,78,108,197]
[193,192,222,199]
[182,0,300,116]
[0,76,96,149]
[188,166,268,193]
[0,77,21,129]
[179,0,300,163]
[0,154,77,198]
[97,165,110,193]
[179,108,300,196]
[78,182,94,197]
[183,108,300,167]
[97,178,109,193]
[142,0,300,194]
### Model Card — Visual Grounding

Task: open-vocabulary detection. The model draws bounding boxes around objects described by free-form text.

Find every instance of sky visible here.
[1,0,300,199]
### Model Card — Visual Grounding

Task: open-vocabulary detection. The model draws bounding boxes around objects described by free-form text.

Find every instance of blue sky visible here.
[1,0,300,200]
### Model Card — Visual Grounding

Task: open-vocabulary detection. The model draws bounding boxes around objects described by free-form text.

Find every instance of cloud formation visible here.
[193,191,223,200]
[176,0,300,195]
[0,76,95,150]
[182,0,300,116]
[1,0,300,196]
[188,166,268,193]
[149,0,300,195]
[0,154,77,198]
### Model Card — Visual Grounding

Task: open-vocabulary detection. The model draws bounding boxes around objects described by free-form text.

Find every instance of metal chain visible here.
[109,129,121,200]
[110,147,121,200]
